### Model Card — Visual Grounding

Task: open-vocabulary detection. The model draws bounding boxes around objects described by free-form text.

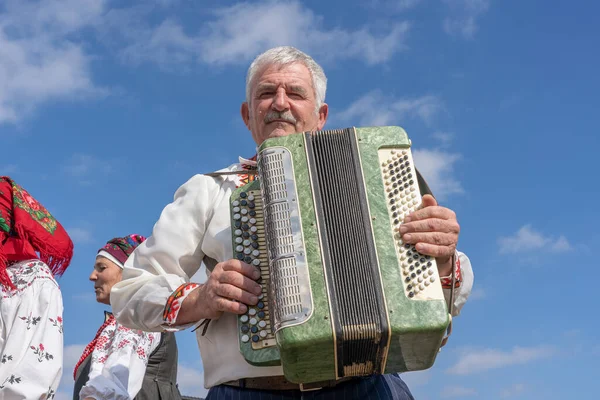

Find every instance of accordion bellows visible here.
[230,126,450,384]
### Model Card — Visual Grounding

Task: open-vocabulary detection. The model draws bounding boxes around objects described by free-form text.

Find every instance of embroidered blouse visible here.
[0,260,63,399]
[76,313,161,399]
[110,159,475,389]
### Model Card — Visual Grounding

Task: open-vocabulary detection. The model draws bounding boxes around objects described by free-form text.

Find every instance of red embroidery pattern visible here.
[73,314,115,379]
[235,172,257,188]
[2,261,57,299]
[49,316,63,333]
[441,255,462,289]
[162,283,200,325]
[235,155,258,188]
[74,314,157,379]
[30,343,54,362]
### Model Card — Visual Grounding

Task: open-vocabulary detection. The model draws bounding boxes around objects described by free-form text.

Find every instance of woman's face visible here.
[89,256,122,305]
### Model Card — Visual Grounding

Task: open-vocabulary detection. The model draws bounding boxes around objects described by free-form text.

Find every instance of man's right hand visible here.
[178,259,262,324]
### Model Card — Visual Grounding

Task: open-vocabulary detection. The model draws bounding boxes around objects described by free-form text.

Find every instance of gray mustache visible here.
[264,111,296,124]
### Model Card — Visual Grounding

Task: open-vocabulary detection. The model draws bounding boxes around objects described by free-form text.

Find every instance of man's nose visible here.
[89,270,97,281]
[272,89,289,112]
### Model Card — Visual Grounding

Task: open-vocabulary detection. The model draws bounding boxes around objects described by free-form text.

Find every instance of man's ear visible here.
[318,103,329,130]
[241,102,251,130]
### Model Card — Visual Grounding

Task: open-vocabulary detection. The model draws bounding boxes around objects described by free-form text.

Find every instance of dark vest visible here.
[73,323,182,400]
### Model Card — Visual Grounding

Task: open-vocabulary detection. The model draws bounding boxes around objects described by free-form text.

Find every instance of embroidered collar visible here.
[239,155,257,170]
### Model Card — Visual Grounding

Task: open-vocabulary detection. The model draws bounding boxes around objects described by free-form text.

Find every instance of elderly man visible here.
[111,46,474,399]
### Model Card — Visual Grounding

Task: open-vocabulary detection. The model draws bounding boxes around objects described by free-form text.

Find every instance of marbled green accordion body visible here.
[230,126,450,384]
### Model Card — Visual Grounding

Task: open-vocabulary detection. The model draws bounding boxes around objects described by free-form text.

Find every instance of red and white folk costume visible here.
[0,176,74,399]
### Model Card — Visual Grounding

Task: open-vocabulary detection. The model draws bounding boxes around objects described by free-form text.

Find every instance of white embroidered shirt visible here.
[110,160,474,389]
[0,259,63,399]
[78,314,161,400]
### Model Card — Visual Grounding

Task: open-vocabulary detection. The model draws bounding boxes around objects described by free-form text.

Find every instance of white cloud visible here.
[401,370,431,388]
[366,0,423,11]
[1,164,18,174]
[334,90,443,127]
[469,286,485,300]
[53,392,71,400]
[498,225,573,254]
[115,0,410,69]
[0,0,106,124]
[441,386,477,397]
[432,131,454,147]
[67,227,93,244]
[447,345,555,375]
[412,149,463,200]
[442,0,491,39]
[500,383,526,398]
[62,153,116,185]
[177,364,208,398]
[57,343,86,396]
[64,344,87,371]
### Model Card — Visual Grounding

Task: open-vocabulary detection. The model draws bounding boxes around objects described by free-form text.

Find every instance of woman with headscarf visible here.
[74,234,182,400]
[0,176,74,398]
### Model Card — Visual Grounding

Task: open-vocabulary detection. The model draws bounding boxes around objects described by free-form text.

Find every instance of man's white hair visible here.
[245,46,327,111]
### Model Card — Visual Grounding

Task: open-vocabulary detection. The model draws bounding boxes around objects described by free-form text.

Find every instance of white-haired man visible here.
[111,46,474,399]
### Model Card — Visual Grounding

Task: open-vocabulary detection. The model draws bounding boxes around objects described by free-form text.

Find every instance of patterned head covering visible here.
[0,176,74,289]
[97,234,146,268]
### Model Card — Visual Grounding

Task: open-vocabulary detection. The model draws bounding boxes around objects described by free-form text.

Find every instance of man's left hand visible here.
[399,194,460,276]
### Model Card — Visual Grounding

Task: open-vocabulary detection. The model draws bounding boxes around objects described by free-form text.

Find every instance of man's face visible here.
[241,62,328,145]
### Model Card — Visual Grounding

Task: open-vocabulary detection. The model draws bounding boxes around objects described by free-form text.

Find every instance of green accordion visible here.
[230,126,450,384]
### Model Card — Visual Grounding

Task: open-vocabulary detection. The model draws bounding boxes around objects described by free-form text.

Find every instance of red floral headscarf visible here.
[0,176,74,288]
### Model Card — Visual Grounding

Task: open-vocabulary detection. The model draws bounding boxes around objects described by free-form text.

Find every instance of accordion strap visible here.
[204,170,257,177]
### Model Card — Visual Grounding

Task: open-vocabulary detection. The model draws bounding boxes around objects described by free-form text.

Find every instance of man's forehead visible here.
[253,62,312,86]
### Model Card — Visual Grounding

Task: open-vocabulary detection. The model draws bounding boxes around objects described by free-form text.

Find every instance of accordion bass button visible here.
[241,335,250,343]
[240,315,249,323]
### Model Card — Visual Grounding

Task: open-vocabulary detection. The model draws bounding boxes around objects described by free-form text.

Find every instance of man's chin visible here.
[268,127,296,139]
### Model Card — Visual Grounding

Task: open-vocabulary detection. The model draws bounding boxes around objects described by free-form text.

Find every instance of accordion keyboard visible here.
[380,148,443,301]
[232,189,277,349]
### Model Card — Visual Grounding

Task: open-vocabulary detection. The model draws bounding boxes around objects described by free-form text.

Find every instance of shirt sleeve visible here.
[110,174,220,332]
[78,327,161,400]
[0,274,63,399]
[443,250,474,317]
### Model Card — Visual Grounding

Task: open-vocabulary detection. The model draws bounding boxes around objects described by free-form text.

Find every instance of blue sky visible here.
[1,0,598,398]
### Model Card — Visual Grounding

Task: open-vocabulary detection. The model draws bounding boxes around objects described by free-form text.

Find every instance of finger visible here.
[221,259,261,280]
[215,283,259,306]
[401,232,457,247]
[413,242,455,259]
[400,219,458,234]
[421,194,438,208]
[215,297,249,315]
[218,271,262,296]
[405,206,456,223]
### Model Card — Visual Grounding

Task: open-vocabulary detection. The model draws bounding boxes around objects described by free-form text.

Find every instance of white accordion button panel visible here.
[379,148,445,301]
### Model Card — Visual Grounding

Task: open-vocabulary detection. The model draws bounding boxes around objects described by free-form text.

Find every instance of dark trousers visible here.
[205,374,414,400]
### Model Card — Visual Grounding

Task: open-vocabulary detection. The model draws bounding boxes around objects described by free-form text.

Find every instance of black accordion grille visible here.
[306,128,389,378]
